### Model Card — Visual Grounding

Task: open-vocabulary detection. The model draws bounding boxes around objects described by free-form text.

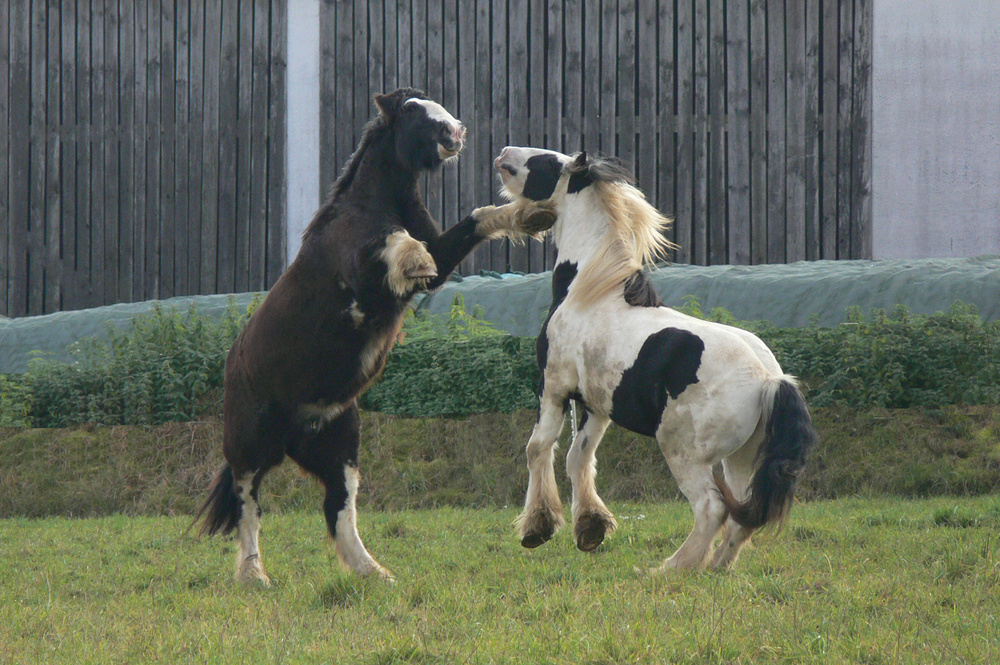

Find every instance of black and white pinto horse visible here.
[194,89,546,584]
[493,146,819,571]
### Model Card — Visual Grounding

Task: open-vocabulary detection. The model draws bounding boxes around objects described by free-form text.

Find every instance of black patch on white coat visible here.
[609,328,704,437]
[536,261,578,412]
[522,154,564,201]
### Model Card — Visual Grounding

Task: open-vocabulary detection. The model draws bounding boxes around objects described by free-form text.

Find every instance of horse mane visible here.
[328,113,392,201]
[566,158,676,307]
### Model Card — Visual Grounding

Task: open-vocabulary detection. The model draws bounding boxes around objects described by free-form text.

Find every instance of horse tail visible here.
[714,376,818,531]
[190,463,241,537]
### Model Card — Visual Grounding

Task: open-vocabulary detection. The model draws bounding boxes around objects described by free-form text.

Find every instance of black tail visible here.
[715,379,818,530]
[191,463,241,537]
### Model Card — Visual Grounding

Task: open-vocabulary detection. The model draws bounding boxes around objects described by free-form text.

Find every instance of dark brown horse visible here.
[194,88,548,584]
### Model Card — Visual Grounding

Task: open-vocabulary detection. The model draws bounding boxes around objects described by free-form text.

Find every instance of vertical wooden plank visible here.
[691,0,708,266]
[412,0,426,91]
[852,0,872,259]
[543,0,563,269]
[159,0,177,297]
[91,0,109,307]
[266,0,288,285]
[804,0,821,260]
[397,0,411,90]
[132,1,148,298]
[674,0,693,264]
[57,0,77,310]
[353,0,370,159]
[7,1,30,315]
[836,0,854,259]
[785,0,806,262]
[0,0,8,313]
[637,0,657,204]
[29,0,47,313]
[766,0,786,264]
[76,1,95,307]
[337,0,355,175]
[656,0,676,245]
[563,0,583,153]
[45,0,63,311]
[319,0,336,190]
[248,0,270,289]
[383,0,398,93]
[234,0,254,293]
[490,0,508,270]
[748,0,767,264]
[618,0,636,173]
[199,0,220,293]
[187,0,205,291]
[820,0,838,259]
[119,0,136,302]
[216,0,238,292]
[707,0,726,265]
[102,1,120,305]
[175,0,192,295]
[369,0,384,103]
[599,0,616,155]
[726,0,751,265]
[582,0,600,150]
[506,0,529,273]
[473,0,494,271]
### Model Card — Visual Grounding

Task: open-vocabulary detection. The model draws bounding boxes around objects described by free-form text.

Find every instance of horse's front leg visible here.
[565,411,617,552]
[380,229,438,297]
[515,394,567,548]
[421,202,557,290]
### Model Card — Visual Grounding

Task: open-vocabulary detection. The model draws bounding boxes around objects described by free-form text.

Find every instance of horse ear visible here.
[374,93,397,118]
[568,151,589,172]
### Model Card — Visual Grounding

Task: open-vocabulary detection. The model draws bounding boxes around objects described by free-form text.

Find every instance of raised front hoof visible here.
[574,514,609,552]
[520,532,553,549]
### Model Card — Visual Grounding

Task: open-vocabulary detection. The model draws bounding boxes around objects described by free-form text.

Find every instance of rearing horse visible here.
[494,146,818,571]
[194,89,547,584]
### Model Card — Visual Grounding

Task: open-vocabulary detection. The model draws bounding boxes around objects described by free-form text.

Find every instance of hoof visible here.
[236,557,272,587]
[575,513,608,552]
[521,532,553,549]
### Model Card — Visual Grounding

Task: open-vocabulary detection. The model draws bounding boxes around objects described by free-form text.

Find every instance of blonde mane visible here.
[568,180,677,307]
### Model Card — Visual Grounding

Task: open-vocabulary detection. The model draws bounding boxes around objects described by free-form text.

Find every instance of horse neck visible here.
[551,190,611,272]
[341,133,420,207]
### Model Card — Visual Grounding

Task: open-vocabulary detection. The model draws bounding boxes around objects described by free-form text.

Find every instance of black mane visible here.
[328,113,392,201]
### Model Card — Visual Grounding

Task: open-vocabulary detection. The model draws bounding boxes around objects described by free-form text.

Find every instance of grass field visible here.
[2,497,999,664]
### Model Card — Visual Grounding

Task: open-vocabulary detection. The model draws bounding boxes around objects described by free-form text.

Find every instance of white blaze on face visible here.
[405,97,465,159]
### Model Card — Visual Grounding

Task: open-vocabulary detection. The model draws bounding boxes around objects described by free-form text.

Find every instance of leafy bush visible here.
[21,299,257,427]
[2,295,998,428]
[758,302,1000,408]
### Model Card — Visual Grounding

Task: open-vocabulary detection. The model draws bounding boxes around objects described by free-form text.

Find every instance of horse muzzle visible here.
[437,124,466,159]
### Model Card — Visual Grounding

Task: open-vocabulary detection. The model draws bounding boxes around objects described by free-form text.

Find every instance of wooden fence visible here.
[319,0,872,275]
[1,0,287,317]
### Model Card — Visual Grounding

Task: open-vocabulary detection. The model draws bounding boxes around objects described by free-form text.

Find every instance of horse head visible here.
[374,87,466,170]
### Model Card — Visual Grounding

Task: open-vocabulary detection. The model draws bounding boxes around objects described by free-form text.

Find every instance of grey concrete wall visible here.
[285,0,322,265]
[873,0,1000,259]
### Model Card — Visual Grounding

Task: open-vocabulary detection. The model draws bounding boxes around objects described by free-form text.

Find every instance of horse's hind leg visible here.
[222,396,287,585]
[655,450,729,572]
[287,404,393,580]
[711,440,759,569]
[516,396,568,548]
[565,412,617,552]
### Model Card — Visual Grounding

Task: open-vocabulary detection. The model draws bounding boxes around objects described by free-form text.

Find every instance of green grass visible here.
[2,498,999,664]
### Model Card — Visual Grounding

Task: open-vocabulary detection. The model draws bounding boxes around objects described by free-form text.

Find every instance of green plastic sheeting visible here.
[2,256,997,374]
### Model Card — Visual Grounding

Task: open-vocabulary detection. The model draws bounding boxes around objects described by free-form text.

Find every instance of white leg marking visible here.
[566,413,617,550]
[380,230,437,297]
[516,399,567,544]
[235,473,270,585]
[334,465,394,580]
